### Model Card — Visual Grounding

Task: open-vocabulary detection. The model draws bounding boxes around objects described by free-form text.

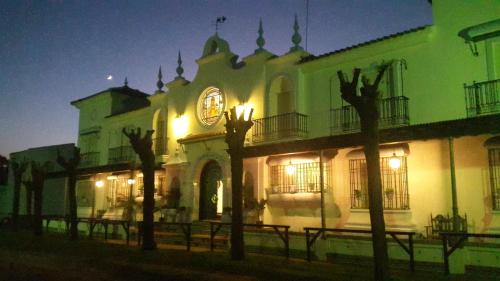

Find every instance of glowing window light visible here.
[127,179,135,185]
[286,161,296,175]
[95,180,104,188]
[389,153,401,170]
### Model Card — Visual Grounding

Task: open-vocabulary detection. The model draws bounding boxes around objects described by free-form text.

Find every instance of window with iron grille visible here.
[269,162,330,194]
[349,156,409,210]
[488,148,500,210]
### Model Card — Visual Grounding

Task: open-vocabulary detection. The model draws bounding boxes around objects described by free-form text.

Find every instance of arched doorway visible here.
[199,160,222,220]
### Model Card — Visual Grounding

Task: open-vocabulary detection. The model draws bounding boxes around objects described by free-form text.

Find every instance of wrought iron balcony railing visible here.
[331,96,409,133]
[108,146,135,164]
[252,112,308,143]
[465,79,500,117]
[152,137,167,156]
[80,152,100,167]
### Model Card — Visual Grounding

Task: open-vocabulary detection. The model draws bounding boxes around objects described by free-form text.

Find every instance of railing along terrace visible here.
[331,96,409,133]
[108,146,135,164]
[80,152,100,167]
[152,137,167,155]
[465,79,500,117]
[252,112,308,143]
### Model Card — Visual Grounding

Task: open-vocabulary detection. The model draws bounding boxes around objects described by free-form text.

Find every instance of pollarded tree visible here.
[337,64,390,281]
[224,107,254,260]
[56,147,81,240]
[11,159,28,230]
[122,127,157,250]
[31,161,51,236]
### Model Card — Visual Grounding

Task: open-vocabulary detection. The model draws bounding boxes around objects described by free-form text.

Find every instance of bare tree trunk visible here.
[123,128,157,251]
[57,148,80,240]
[11,160,27,230]
[230,150,244,260]
[67,175,78,240]
[362,118,389,281]
[23,181,33,216]
[31,161,49,237]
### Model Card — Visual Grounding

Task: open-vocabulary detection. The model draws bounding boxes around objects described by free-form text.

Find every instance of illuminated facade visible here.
[65,1,500,237]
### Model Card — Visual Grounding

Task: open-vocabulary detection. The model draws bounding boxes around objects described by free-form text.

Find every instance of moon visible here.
[107,75,113,80]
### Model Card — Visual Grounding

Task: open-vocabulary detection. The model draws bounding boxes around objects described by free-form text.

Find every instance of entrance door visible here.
[199,161,222,220]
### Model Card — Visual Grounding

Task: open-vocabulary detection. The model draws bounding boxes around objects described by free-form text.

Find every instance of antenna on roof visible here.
[305,0,309,51]
[215,16,226,35]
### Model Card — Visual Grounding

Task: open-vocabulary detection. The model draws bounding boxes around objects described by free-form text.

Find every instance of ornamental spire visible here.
[156,66,164,92]
[255,18,265,54]
[176,51,184,80]
[124,77,129,87]
[290,14,303,52]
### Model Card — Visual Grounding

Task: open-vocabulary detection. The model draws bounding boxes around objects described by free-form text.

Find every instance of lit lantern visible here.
[286,161,296,175]
[173,115,189,138]
[95,180,104,188]
[389,153,401,170]
[127,179,135,185]
[235,104,253,121]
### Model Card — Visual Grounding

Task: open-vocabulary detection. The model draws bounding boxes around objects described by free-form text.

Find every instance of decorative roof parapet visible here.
[289,14,303,52]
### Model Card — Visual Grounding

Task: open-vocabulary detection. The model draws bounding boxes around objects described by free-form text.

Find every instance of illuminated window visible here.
[197,87,224,126]
[269,161,330,194]
[488,148,500,210]
[349,156,409,210]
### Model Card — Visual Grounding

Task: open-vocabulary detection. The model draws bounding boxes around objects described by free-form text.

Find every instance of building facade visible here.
[67,1,500,239]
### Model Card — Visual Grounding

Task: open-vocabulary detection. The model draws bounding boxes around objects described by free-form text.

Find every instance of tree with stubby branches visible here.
[57,147,81,240]
[11,159,28,230]
[122,127,157,250]
[337,64,390,281]
[31,161,51,236]
[224,106,254,260]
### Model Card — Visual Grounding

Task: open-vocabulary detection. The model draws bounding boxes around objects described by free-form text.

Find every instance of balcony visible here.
[252,112,308,143]
[465,79,500,117]
[108,146,135,164]
[331,96,409,133]
[80,152,100,167]
[152,137,167,156]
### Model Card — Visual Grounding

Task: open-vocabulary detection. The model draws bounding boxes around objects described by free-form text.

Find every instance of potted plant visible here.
[176,206,188,223]
[163,188,181,222]
[354,189,362,199]
[385,188,394,200]
[255,199,268,225]
[221,207,232,223]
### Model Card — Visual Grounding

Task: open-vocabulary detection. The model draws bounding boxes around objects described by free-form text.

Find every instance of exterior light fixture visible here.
[95,180,104,188]
[235,104,252,121]
[286,161,296,175]
[389,153,401,170]
[173,115,188,138]
[127,179,135,185]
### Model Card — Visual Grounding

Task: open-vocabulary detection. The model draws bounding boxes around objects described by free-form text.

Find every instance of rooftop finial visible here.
[176,51,184,80]
[124,77,129,87]
[156,66,164,91]
[290,14,303,52]
[255,18,265,53]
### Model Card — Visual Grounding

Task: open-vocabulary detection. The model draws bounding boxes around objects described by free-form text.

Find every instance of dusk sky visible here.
[0,0,433,157]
